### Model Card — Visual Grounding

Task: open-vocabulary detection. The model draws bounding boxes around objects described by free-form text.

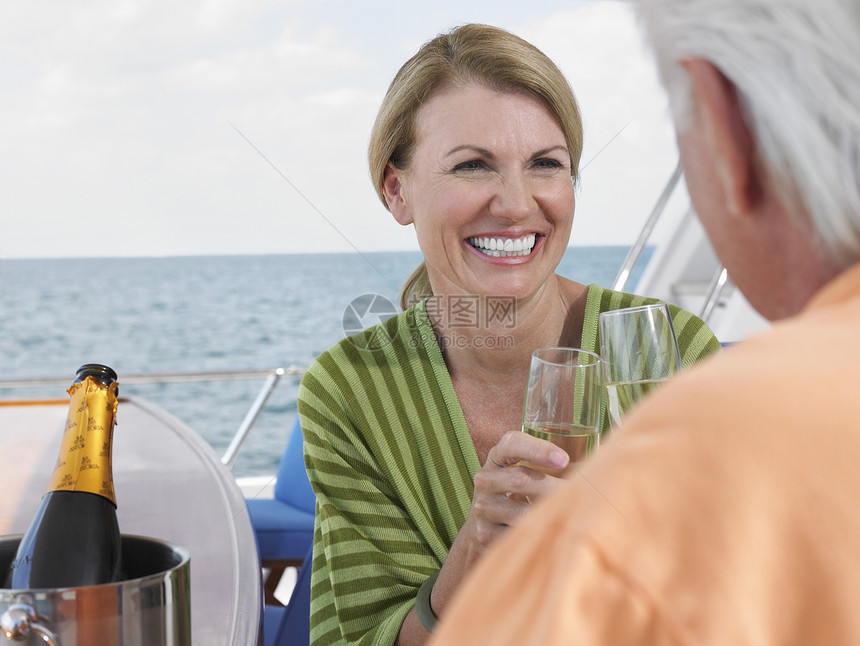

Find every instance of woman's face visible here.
[385,83,576,303]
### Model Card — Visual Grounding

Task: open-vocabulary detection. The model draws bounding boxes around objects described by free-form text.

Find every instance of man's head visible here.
[637,0,860,319]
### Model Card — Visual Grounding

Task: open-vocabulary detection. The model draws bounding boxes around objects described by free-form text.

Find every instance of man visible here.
[429,0,860,643]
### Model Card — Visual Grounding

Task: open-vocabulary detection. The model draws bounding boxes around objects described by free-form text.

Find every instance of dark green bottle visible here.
[5,364,122,589]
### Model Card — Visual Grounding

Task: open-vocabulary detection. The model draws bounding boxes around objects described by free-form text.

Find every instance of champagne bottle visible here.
[5,364,122,589]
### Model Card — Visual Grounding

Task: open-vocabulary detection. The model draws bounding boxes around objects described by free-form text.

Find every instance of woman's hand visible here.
[396,432,570,644]
[406,431,569,638]
[465,431,570,556]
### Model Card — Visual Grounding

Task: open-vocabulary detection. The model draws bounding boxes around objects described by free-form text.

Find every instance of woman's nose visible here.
[489,174,533,222]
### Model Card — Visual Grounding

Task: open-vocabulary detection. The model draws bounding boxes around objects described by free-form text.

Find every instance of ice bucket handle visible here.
[0,597,59,645]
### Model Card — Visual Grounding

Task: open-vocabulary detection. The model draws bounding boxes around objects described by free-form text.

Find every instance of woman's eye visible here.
[452,160,487,172]
[533,158,564,170]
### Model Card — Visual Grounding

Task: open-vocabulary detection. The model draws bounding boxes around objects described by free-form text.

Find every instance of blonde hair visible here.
[367,23,584,309]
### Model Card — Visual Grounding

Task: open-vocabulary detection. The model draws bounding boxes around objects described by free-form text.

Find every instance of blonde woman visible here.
[298,23,720,646]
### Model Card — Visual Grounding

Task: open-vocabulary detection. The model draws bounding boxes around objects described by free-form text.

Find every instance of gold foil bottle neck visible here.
[46,376,119,505]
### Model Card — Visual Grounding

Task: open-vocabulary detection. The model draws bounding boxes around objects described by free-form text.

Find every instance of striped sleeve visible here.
[298,305,475,646]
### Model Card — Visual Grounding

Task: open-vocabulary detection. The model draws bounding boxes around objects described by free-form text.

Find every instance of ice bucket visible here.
[0,534,190,645]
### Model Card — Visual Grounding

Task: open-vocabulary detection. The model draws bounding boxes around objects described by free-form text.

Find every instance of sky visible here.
[0,0,684,259]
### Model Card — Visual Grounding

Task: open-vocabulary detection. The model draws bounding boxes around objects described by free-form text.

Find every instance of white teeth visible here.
[469,234,537,257]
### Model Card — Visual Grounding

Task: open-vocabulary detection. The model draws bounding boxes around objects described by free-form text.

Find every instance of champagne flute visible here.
[599,303,681,428]
[521,347,602,475]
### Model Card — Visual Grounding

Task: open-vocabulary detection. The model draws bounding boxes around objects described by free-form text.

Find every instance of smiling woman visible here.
[297,23,722,646]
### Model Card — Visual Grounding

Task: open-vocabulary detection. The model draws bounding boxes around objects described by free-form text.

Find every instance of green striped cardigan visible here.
[297,284,721,646]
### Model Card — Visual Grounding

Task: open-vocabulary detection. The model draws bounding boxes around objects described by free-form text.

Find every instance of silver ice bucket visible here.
[0,534,190,645]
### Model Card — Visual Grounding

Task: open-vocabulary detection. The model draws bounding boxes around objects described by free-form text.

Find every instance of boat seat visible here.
[247,414,316,605]
[263,541,312,646]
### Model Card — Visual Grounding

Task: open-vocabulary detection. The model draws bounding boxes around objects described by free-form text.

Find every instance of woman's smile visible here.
[466,233,540,259]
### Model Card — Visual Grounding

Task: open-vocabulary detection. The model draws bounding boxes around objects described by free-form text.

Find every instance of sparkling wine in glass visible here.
[599,303,681,428]
[521,347,602,475]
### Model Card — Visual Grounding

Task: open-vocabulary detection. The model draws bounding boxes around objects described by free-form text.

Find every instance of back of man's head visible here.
[637,0,860,268]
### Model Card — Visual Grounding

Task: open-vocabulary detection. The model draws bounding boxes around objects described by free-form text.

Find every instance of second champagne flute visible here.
[599,303,682,428]
[521,347,602,475]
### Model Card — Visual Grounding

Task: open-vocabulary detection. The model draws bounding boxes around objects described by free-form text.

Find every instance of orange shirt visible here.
[432,263,860,646]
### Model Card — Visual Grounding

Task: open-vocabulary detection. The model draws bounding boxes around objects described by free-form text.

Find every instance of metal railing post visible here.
[613,160,683,292]
[699,266,729,323]
[220,368,285,471]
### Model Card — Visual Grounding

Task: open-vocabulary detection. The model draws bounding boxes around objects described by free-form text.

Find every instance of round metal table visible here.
[0,396,262,645]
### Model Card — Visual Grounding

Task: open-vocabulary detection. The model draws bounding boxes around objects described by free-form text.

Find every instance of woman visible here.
[298,23,720,646]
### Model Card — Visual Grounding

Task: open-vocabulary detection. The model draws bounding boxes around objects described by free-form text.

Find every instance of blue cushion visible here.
[247,498,315,559]
[262,604,286,646]
[273,417,316,513]
[246,415,316,561]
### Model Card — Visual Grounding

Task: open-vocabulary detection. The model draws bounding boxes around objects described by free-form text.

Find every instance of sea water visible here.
[0,247,649,477]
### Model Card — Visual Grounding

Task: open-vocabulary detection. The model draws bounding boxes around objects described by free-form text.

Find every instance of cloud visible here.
[161,24,368,94]
[0,0,682,258]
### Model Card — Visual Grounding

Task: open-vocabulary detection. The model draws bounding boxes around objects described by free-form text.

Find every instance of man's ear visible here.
[681,58,761,217]
[382,162,413,226]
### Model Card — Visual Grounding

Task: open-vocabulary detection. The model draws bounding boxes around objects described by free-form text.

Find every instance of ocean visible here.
[0,247,650,477]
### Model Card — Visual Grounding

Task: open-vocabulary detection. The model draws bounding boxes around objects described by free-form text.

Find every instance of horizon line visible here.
[0,244,644,262]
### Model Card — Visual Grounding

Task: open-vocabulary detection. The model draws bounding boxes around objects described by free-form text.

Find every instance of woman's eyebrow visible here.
[531,145,570,159]
[445,144,495,159]
[444,144,570,160]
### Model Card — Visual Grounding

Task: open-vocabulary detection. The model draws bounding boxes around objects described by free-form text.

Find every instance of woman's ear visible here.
[681,58,761,218]
[382,161,413,226]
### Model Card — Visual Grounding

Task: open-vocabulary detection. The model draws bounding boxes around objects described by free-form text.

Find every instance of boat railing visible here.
[612,159,731,325]
[699,267,730,322]
[613,160,683,293]
[0,367,307,471]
